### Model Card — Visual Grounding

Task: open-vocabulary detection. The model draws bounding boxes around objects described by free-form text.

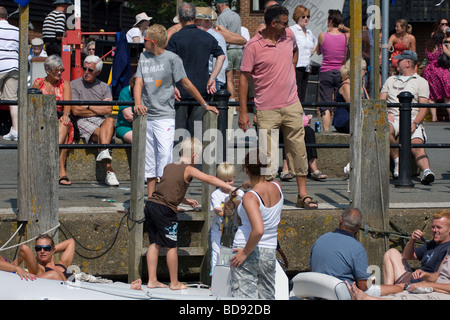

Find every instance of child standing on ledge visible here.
[144,138,235,290]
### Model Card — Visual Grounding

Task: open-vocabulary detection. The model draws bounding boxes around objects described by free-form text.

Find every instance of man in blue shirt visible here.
[309,208,404,297]
[310,208,369,287]
[167,2,225,135]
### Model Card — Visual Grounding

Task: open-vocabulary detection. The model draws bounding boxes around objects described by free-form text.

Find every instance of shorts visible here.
[0,70,18,100]
[115,125,132,140]
[145,118,175,179]
[77,116,106,142]
[144,201,178,248]
[226,48,243,71]
[389,117,427,143]
[256,101,308,178]
[230,246,277,299]
[319,69,341,115]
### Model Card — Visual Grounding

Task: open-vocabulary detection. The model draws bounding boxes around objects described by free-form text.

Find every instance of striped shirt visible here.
[0,20,19,74]
[42,10,66,41]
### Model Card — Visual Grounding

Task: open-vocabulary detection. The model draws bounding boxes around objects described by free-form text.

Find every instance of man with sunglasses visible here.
[70,55,120,186]
[380,50,435,185]
[15,234,75,281]
[238,5,318,209]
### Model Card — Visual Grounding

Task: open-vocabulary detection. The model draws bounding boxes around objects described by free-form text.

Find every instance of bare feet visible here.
[130,279,143,290]
[147,281,169,289]
[170,281,187,290]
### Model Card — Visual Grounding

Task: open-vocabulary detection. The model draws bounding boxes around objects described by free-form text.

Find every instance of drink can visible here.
[315,121,321,133]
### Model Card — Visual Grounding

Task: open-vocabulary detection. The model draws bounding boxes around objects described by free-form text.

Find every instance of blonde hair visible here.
[340,59,367,81]
[145,24,167,48]
[179,137,203,158]
[216,162,236,181]
[292,5,310,22]
[397,19,412,34]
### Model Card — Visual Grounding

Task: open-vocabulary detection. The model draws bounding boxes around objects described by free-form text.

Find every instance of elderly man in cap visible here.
[43,0,72,57]
[28,38,48,63]
[126,12,152,43]
[380,50,435,185]
[194,7,228,91]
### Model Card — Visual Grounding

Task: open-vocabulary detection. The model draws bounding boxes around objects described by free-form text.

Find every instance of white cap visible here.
[31,38,44,46]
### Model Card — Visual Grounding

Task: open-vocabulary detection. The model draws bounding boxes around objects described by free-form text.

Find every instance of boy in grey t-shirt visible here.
[134,24,218,199]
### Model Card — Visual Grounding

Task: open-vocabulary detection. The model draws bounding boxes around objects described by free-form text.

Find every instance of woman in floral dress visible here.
[423,31,450,121]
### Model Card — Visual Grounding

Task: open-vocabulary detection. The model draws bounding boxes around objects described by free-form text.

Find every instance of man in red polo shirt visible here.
[238,5,318,209]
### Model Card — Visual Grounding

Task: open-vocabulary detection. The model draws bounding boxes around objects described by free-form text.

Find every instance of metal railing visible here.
[1,90,450,187]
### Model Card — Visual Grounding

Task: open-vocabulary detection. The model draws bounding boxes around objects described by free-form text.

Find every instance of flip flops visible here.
[59,176,71,186]
[296,195,318,209]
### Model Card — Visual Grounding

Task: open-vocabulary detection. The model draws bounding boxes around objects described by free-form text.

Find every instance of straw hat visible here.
[195,7,218,21]
[31,38,44,46]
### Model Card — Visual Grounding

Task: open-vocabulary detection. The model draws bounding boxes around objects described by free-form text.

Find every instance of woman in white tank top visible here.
[229,149,284,299]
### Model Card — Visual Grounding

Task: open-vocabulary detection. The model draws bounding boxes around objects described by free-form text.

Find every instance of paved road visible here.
[0,118,449,214]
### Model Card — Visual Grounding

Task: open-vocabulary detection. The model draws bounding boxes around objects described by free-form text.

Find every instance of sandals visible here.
[296,195,318,209]
[59,176,71,186]
[279,171,294,181]
[310,170,328,181]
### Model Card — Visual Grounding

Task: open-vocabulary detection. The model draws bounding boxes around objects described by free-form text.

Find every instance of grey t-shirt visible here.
[135,50,187,120]
[217,8,242,50]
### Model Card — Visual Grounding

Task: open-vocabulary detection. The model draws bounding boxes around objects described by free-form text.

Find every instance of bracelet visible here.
[413,121,419,127]
[202,103,208,109]
[209,76,215,80]
[64,112,70,116]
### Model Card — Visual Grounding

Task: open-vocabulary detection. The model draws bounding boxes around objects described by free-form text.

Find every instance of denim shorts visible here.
[230,246,277,299]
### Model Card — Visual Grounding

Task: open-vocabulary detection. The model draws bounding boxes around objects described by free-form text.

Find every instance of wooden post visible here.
[127,113,147,282]
[349,0,363,208]
[23,94,59,240]
[17,4,30,223]
[199,110,218,284]
[358,100,390,267]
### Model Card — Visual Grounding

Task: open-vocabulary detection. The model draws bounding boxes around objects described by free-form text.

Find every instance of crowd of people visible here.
[0,0,449,300]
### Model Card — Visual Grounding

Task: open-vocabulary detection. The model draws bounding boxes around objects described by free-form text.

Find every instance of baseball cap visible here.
[214,0,229,4]
[393,50,418,61]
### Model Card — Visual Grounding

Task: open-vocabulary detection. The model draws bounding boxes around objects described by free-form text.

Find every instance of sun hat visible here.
[195,7,217,20]
[133,12,152,27]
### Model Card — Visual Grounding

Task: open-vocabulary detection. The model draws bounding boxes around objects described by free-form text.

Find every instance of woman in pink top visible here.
[316,9,350,131]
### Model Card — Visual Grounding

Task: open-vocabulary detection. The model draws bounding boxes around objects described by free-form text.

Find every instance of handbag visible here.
[437,45,450,68]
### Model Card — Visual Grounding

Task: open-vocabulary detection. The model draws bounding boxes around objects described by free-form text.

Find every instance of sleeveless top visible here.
[391,42,408,68]
[149,162,192,213]
[320,33,347,72]
[34,77,74,144]
[233,182,283,250]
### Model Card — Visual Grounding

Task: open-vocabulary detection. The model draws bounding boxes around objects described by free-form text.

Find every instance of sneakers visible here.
[421,170,435,185]
[2,129,18,141]
[96,149,112,163]
[105,171,119,186]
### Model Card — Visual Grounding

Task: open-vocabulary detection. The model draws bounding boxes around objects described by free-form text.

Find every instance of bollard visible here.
[395,91,414,188]
[214,89,231,162]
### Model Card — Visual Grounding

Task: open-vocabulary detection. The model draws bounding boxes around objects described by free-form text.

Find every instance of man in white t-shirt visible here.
[380,50,435,185]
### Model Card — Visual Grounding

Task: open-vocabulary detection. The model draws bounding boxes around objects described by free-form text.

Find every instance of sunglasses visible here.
[88,48,95,51]
[276,20,289,26]
[35,245,52,252]
[54,68,65,73]
[144,38,158,44]
[82,66,96,73]
[441,22,449,26]
[302,15,311,19]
